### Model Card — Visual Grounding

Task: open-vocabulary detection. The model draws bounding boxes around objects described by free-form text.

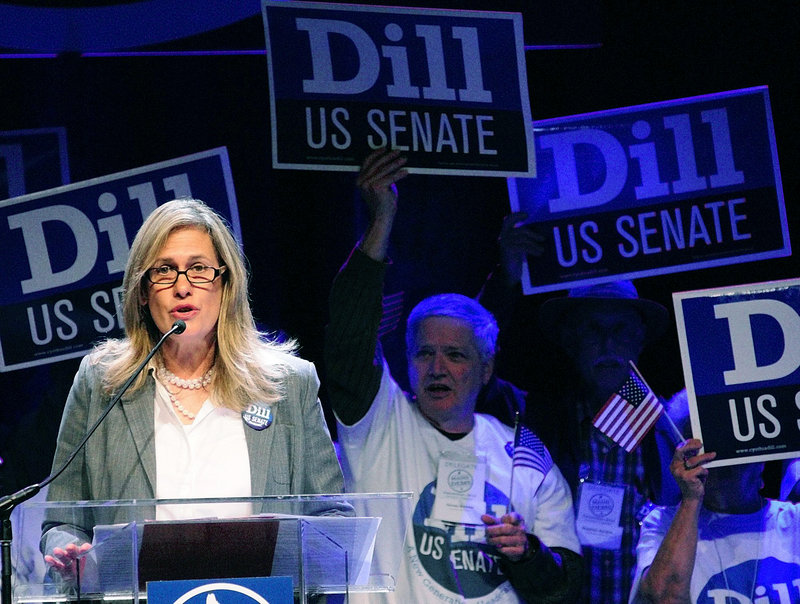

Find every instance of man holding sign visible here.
[631,391,800,603]
[325,149,582,603]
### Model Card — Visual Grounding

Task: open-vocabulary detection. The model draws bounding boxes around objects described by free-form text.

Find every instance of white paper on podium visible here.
[265,514,381,586]
[90,521,141,593]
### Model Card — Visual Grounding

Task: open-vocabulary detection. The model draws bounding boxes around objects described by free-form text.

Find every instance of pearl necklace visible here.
[164,388,197,420]
[157,361,214,390]
[156,361,215,421]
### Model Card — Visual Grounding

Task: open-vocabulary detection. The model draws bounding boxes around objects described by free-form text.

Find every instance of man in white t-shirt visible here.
[325,148,583,603]
[630,391,800,602]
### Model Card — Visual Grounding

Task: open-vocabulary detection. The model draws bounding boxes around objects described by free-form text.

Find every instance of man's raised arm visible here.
[324,149,408,426]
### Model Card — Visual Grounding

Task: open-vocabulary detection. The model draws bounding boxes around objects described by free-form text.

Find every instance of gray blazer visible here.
[43,350,344,545]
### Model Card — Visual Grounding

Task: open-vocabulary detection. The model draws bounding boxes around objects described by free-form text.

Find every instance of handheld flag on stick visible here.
[513,422,554,476]
[593,362,668,452]
[507,413,553,512]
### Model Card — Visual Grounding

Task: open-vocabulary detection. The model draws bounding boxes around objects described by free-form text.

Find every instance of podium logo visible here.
[147,578,292,604]
[171,583,271,604]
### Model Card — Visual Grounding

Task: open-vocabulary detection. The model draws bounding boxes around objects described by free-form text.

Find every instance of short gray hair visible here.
[406,294,498,362]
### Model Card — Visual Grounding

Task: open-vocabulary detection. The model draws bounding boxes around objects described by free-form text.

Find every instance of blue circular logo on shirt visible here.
[411,481,510,599]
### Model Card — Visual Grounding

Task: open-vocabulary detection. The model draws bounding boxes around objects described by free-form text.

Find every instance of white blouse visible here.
[153,379,252,520]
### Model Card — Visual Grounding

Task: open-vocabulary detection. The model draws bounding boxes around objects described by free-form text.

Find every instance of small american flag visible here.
[512,423,553,476]
[593,362,663,452]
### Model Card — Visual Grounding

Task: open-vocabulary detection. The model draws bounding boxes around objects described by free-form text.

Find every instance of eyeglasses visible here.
[145,264,226,285]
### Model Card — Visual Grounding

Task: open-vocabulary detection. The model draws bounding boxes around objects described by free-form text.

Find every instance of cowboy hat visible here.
[538,280,669,341]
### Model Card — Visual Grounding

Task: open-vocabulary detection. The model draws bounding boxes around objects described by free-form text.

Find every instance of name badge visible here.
[242,402,274,430]
[431,453,487,525]
[576,481,625,549]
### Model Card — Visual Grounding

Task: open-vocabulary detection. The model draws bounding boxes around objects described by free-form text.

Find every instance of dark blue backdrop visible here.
[0,2,797,497]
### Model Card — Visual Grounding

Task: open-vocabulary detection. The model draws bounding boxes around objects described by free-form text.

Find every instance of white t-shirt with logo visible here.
[337,362,580,604]
[631,499,800,603]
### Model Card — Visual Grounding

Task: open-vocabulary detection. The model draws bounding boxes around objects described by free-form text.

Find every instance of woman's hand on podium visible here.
[44,542,92,580]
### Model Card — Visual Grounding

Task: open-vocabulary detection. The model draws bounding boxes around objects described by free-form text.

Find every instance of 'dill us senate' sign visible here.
[261,0,535,177]
[509,86,789,294]
[674,279,800,467]
[0,148,238,371]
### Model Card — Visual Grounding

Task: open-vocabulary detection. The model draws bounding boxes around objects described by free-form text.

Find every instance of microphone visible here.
[0,320,186,604]
[0,320,185,514]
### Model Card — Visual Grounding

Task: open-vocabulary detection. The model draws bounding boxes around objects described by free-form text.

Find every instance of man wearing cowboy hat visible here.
[479,214,680,603]
[537,280,669,410]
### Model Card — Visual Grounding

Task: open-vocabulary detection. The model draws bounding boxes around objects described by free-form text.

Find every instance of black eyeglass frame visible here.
[145,264,227,285]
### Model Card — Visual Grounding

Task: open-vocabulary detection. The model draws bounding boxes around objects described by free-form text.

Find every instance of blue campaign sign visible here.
[674,279,800,467]
[508,86,790,294]
[0,147,238,372]
[147,577,293,604]
[1,127,70,199]
[261,0,535,177]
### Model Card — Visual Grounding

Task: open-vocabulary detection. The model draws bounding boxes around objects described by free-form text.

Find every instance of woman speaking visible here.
[42,198,344,574]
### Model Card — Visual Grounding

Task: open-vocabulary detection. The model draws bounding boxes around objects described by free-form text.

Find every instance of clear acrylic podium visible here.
[10,492,412,604]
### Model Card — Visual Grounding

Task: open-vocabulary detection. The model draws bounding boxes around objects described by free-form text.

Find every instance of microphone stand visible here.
[0,321,185,604]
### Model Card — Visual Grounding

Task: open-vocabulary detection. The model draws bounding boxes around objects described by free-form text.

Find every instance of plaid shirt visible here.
[579,419,648,603]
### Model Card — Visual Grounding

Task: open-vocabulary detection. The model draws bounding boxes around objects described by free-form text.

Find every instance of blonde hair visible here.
[93,198,296,409]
